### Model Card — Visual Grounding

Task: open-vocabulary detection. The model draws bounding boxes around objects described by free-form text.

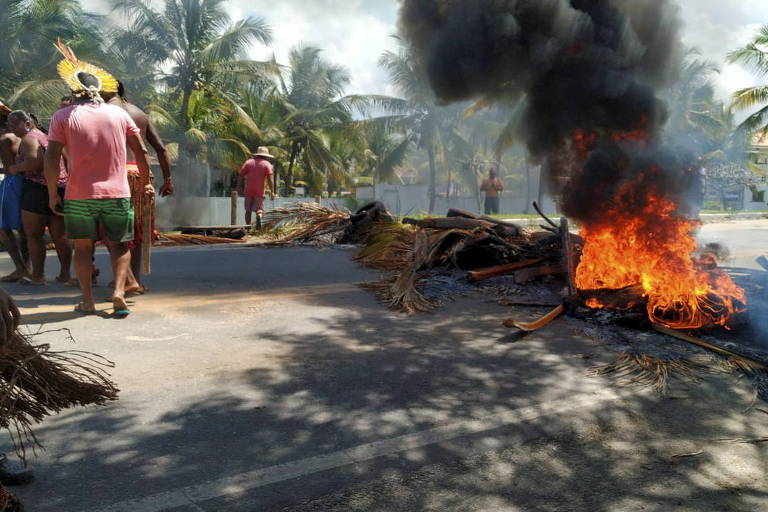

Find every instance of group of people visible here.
[0,41,173,317]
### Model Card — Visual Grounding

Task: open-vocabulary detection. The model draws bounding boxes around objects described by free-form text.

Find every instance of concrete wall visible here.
[155,196,348,229]
[742,184,768,211]
[357,184,560,217]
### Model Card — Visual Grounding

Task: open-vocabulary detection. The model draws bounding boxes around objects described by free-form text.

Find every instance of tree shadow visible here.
[10,288,768,511]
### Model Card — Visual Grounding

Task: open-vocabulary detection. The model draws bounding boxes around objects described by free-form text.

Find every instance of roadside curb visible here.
[502,212,768,227]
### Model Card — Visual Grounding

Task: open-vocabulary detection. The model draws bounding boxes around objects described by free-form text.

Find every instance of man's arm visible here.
[145,120,173,196]
[480,179,488,192]
[9,137,42,175]
[0,136,16,174]
[45,141,65,215]
[268,173,276,199]
[126,134,154,196]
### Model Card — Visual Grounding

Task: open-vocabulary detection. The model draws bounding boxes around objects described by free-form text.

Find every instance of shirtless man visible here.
[103,82,173,289]
[0,103,30,281]
[480,167,504,215]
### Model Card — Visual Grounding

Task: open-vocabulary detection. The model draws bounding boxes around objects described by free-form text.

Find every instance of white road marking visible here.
[87,389,621,512]
[125,335,187,342]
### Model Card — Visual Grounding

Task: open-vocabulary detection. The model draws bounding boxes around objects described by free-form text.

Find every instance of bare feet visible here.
[125,283,146,296]
[0,270,27,283]
[74,301,96,315]
[56,275,79,287]
[18,276,45,286]
[112,296,130,317]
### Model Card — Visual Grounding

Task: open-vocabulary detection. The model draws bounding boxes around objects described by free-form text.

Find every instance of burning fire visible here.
[575,175,746,329]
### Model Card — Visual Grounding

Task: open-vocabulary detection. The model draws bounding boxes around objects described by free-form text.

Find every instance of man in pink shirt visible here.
[44,67,153,317]
[237,146,275,229]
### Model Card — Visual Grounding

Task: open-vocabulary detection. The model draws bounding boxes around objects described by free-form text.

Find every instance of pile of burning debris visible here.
[255,0,768,398]
[259,199,768,399]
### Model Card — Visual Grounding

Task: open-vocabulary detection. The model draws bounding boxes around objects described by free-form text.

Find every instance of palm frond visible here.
[199,16,272,63]
[731,85,768,112]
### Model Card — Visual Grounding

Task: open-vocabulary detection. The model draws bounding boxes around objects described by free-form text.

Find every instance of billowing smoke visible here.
[398,0,693,223]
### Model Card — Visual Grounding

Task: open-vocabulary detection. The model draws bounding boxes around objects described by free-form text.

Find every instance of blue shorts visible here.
[0,176,23,231]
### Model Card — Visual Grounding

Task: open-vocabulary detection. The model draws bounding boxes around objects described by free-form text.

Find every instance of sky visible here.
[82,0,768,101]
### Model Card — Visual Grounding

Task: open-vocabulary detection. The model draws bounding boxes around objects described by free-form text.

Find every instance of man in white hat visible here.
[237,146,275,229]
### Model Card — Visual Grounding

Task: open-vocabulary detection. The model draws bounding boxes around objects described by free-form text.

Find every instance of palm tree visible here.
[728,25,768,134]
[1,0,107,112]
[666,51,720,147]
[379,44,450,213]
[112,0,272,129]
[267,46,398,196]
[358,123,412,186]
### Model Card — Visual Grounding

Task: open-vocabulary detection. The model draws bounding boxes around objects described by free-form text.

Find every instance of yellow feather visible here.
[56,59,118,93]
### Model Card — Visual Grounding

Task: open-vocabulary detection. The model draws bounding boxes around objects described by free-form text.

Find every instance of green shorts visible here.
[64,198,134,242]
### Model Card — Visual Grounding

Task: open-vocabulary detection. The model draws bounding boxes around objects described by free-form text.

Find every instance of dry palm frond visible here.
[0,330,118,461]
[262,202,351,246]
[354,224,418,270]
[360,230,438,313]
[361,271,436,314]
[423,228,475,267]
[589,353,711,394]
[724,358,768,399]
[360,228,481,313]
[157,234,245,246]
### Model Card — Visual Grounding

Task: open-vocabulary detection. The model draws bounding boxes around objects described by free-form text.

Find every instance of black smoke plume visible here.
[398,0,695,223]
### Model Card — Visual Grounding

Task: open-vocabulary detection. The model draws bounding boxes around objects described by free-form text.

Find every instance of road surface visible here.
[0,220,766,511]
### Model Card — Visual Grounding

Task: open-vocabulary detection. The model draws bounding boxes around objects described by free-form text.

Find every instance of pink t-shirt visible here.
[238,157,273,197]
[48,103,140,200]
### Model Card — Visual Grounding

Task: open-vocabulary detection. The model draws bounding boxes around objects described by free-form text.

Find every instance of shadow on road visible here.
[14,294,768,511]
[2,246,766,510]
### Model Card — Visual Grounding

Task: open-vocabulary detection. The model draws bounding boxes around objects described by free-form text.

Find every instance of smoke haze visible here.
[398,0,695,223]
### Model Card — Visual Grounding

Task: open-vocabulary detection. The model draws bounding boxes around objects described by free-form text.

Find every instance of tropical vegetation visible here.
[1,1,765,211]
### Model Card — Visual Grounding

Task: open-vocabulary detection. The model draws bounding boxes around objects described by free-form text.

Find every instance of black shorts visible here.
[21,180,64,216]
[484,196,500,215]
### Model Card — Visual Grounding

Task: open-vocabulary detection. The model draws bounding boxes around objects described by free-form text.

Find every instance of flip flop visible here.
[0,273,24,283]
[74,302,97,315]
[56,277,79,287]
[112,297,131,318]
[18,277,45,286]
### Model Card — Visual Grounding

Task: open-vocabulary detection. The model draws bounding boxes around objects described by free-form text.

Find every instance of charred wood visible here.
[402,217,496,231]
[467,258,546,281]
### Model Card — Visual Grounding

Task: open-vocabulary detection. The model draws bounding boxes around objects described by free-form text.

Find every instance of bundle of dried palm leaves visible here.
[354,223,418,271]
[0,293,118,461]
[589,353,714,393]
[262,202,354,246]
[359,226,517,313]
[158,234,246,246]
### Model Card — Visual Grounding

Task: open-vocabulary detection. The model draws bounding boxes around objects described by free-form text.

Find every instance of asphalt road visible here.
[0,221,766,511]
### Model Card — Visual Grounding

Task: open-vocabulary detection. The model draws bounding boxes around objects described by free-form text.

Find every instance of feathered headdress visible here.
[55,37,118,101]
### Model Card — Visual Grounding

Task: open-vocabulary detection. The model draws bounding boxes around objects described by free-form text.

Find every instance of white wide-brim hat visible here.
[252,146,274,159]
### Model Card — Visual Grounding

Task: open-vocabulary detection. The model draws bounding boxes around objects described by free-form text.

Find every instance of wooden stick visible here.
[402,217,495,230]
[497,300,562,308]
[141,195,152,275]
[533,201,558,229]
[503,304,564,331]
[467,257,545,282]
[561,217,575,296]
[230,190,238,225]
[446,208,521,229]
[651,324,767,369]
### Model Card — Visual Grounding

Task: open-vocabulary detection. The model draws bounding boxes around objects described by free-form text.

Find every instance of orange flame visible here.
[574,175,746,329]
